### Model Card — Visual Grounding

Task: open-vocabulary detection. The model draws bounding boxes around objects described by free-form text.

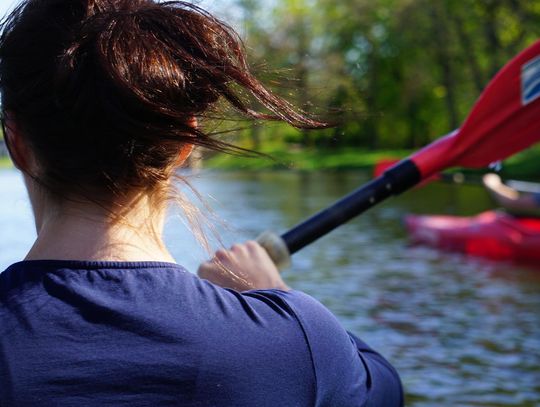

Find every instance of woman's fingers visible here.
[197,241,289,292]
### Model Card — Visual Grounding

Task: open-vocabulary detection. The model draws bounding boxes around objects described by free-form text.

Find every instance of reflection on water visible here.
[1,169,539,406]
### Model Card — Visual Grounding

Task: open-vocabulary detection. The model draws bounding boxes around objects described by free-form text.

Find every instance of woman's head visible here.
[0,0,322,206]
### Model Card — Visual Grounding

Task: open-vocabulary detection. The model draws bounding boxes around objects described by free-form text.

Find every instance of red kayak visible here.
[405,211,540,262]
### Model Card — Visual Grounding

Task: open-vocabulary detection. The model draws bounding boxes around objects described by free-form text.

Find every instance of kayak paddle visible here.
[374,158,486,186]
[258,39,540,269]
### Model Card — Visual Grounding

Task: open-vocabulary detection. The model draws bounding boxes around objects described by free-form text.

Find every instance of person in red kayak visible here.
[483,173,540,217]
[0,0,403,405]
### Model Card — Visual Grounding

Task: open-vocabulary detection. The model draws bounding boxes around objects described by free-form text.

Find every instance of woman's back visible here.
[1,261,401,406]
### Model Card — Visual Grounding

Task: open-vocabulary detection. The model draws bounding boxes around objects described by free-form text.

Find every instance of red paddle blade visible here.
[412,40,540,178]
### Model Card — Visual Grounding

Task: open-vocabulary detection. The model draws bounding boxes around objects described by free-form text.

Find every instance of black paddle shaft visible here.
[281,159,422,254]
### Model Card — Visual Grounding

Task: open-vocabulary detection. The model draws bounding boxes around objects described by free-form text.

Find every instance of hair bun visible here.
[0,0,324,202]
[59,0,224,118]
[85,0,146,16]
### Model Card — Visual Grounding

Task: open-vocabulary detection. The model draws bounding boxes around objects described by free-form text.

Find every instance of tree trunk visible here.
[366,47,379,149]
[483,0,502,77]
[450,11,485,94]
[430,2,459,129]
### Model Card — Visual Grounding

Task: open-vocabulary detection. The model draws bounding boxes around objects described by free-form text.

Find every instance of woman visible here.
[0,0,403,405]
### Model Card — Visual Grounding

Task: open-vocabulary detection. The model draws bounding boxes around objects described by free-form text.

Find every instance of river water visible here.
[1,169,539,406]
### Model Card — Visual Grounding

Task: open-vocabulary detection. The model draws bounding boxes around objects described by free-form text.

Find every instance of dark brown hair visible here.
[0,0,323,203]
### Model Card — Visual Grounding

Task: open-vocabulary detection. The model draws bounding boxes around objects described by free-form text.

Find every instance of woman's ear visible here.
[177,143,194,166]
[4,114,33,172]
[176,117,197,166]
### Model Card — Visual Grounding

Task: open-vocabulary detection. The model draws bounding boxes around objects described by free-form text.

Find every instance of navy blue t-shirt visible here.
[0,261,403,406]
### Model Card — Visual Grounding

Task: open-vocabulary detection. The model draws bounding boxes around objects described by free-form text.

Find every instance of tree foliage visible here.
[229,0,540,150]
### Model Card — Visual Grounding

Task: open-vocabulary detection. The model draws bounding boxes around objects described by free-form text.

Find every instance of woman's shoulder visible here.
[244,289,403,406]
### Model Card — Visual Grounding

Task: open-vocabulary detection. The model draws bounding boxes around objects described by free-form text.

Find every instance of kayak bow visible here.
[405,211,540,263]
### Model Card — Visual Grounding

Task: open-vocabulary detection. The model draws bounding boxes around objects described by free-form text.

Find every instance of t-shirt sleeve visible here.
[275,290,404,407]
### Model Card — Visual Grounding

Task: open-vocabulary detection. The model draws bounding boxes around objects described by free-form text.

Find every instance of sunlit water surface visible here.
[1,169,539,406]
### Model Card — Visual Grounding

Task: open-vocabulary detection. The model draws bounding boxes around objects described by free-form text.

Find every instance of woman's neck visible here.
[25,193,176,263]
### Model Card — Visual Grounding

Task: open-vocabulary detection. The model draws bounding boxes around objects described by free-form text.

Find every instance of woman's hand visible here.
[197,241,290,292]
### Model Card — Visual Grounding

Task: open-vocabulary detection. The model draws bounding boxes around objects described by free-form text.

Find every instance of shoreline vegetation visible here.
[203,143,540,181]
[203,147,412,171]
[2,144,539,181]
[0,156,11,169]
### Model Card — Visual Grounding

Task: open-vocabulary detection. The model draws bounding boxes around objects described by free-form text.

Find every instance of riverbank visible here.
[497,145,540,181]
[205,144,540,181]
[0,157,11,168]
[204,147,411,171]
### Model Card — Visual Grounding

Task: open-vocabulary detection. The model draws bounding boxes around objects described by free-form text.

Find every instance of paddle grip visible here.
[281,159,421,256]
[256,231,291,270]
